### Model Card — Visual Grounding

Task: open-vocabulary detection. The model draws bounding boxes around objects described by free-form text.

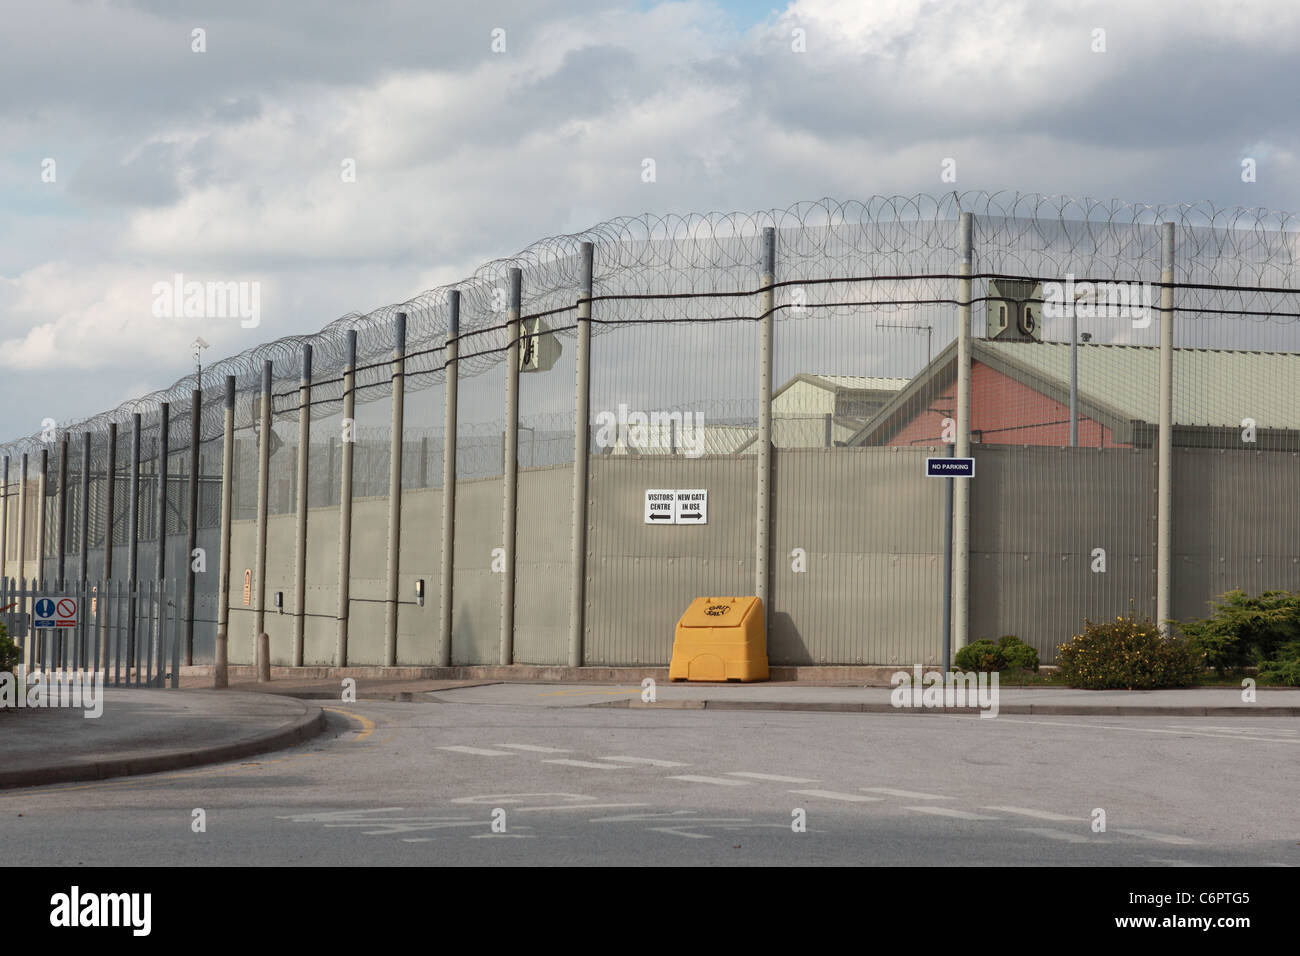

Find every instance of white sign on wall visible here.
[644,489,676,524]
[674,489,708,524]
[644,489,709,525]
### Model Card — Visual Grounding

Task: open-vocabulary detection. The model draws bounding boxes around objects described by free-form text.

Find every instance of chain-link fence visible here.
[2,193,1297,668]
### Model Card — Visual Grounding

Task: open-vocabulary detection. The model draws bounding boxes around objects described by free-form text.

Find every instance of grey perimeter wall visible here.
[208,446,1300,667]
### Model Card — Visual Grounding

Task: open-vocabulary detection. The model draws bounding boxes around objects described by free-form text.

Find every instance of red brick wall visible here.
[885,361,1128,447]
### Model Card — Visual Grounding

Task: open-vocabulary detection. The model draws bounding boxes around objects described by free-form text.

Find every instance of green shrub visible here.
[954,639,1004,672]
[1057,608,1200,689]
[1177,589,1300,676]
[0,622,17,674]
[953,635,1040,673]
[1258,640,1300,686]
[1259,657,1300,686]
[997,635,1040,672]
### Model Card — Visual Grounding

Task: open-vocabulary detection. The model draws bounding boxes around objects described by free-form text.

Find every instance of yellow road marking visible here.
[324,706,376,741]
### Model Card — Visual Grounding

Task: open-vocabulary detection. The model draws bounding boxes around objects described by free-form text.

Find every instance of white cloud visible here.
[2,0,1299,434]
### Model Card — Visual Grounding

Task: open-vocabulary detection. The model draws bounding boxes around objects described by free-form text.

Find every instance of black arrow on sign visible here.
[650,513,672,521]
[679,512,704,520]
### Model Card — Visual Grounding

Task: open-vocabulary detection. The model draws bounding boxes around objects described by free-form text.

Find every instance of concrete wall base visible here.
[178,663,936,685]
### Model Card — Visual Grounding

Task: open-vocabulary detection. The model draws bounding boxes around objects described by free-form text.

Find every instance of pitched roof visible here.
[772,373,911,403]
[608,422,757,456]
[849,339,1300,445]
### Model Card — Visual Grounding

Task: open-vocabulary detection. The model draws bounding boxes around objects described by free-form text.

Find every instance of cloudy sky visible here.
[2,0,1298,437]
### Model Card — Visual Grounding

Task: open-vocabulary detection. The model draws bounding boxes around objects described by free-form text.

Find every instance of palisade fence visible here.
[0,578,183,687]
[2,192,1298,671]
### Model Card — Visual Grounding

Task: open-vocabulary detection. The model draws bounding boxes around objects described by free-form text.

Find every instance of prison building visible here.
[602,374,910,455]
[849,340,1300,451]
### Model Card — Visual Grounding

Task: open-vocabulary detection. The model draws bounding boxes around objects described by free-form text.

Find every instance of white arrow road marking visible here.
[438,746,515,757]
[905,806,1000,820]
[515,803,647,812]
[1017,827,1091,843]
[668,775,751,786]
[982,806,1086,822]
[1116,828,1199,845]
[649,826,720,839]
[498,744,572,753]
[788,790,882,802]
[860,787,952,800]
[471,833,537,839]
[277,807,408,823]
[451,792,592,805]
[542,759,630,769]
[602,756,691,767]
[726,772,818,783]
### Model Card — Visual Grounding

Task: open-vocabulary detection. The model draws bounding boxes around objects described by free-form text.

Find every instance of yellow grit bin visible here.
[669,596,769,682]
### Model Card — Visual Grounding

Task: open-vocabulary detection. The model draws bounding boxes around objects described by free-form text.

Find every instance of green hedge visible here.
[1177,589,1300,677]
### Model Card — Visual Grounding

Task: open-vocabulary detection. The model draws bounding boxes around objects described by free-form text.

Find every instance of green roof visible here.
[848,339,1300,447]
[982,340,1300,429]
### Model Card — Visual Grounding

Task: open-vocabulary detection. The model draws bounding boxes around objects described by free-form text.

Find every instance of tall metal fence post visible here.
[1,454,8,587]
[293,345,312,667]
[501,268,522,666]
[942,443,954,673]
[953,211,973,652]
[1157,221,1176,632]
[37,447,49,589]
[569,242,594,668]
[17,452,28,674]
[215,376,236,689]
[1069,306,1079,447]
[336,331,358,667]
[102,423,116,670]
[57,437,69,591]
[79,432,90,669]
[254,360,272,664]
[17,453,27,586]
[385,313,407,667]
[439,293,460,668]
[756,227,775,629]
[126,414,141,679]
[156,402,169,590]
[155,403,170,681]
[185,389,200,665]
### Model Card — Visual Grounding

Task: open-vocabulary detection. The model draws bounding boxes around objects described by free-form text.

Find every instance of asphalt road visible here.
[2,695,1297,866]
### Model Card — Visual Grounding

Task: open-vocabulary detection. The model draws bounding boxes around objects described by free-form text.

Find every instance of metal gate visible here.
[0,578,183,688]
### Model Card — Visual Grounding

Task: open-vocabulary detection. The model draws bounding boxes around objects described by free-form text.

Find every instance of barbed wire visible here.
[3,192,1298,466]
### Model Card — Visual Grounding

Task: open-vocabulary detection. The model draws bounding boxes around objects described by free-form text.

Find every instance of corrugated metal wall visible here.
[970,446,1155,663]
[514,465,573,665]
[584,456,754,666]
[771,447,944,666]
[207,443,1300,668]
[450,476,504,665]
[1171,447,1300,622]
